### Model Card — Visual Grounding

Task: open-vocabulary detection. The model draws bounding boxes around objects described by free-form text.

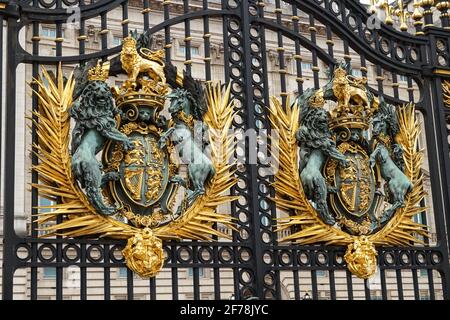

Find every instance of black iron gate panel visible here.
[1,0,450,300]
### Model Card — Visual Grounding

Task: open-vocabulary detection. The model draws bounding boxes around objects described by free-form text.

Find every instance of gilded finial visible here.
[88,61,110,82]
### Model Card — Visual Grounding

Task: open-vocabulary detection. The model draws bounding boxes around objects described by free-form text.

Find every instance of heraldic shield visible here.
[31,31,238,278]
[103,108,173,213]
[325,141,380,229]
[270,61,428,279]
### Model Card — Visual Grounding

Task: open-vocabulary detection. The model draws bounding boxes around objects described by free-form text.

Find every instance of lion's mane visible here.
[69,81,117,153]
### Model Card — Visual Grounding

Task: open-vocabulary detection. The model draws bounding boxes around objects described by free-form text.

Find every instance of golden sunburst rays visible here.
[32,64,237,242]
[442,80,450,108]
[269,97,428,248]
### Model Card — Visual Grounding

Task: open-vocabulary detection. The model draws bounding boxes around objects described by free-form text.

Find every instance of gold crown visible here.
[329,115,369,131]
[122,36,137,48]
[88,61,110,81]
[309,89,325,108]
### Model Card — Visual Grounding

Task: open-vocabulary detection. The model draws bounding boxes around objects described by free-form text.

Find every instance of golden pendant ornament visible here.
[122,228,164,278]
[31,33,237,278]
[344,236,378,279]
[270,62,428,279]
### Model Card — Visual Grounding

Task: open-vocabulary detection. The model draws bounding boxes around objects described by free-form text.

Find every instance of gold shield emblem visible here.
[325,142,377,219]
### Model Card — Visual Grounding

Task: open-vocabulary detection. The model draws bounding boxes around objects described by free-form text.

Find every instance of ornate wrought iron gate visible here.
[1,0,450,300]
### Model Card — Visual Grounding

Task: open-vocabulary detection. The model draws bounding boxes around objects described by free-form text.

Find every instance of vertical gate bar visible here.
[122,1,129,37]
[150,276,156,299]
[202,0,211,81]
[80,243,87,300]
[329,270,336,300]
[127,268,134,300]
[323,0,334,59]
[292,250,300,300]
[293,269,300,300]
[30,10,40,300]
[213,246,221,300]
[192,243,200,300]
[104,245,110,300]
[0,10,3,186]
[2,10,19,300]
[183,0,192,75]
[406,77,429,235]
[171,241,178,300]
[101,12,107,51]
[221,1,230,85]
[291,5,303,95]
[325,26,334,59]
[308,15,319,89]
[396,269,404,300]
[427,269,435,300]
[275,0,287,106]
[364,279,371,300]
[239,0,265,299]
[359,55,367,79]
[380,268,388,300]
[412,269,420,300]
[163,0,171,62]
[311,270,318,299]
[55,15,63,300]
[220,0,240,298]
[0,8,8,292]
[257,0,280,300]
[78,0,86,57]
[424,74,450,299]
[143,0,150,31]
[345,270,353,300]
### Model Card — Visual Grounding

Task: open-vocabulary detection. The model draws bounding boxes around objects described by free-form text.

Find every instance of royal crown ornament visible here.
[31,31,238,278]
[87,61,110,82]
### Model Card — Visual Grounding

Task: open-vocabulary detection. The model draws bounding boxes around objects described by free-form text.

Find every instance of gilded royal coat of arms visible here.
[32,32,237,278]
[270,61,428,279]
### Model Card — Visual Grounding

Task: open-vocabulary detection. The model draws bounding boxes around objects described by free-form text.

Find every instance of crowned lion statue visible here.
[70,77,134,215]
[296,88,349,225]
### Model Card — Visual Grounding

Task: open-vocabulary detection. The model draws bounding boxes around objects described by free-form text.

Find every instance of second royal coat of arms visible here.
[270,61,428,279]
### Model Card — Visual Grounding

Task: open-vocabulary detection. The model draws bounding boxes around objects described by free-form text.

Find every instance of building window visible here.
[419,290,430,300]
[316,270,327,277]
[118,267,128,278]
[39,197,53,213]
[420,269,428,277]
[179,45,200,57]
[301,62,312,70]
[43,267,56,279]
[352,69,363,77]
[41,27,64,38]
[399,74,408,82]
[318,290,330,300]
[38,198,55,236]
[370,290,383,300]
[112,36,122,46]
[187,268,205,278]
[413,213,424,224]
